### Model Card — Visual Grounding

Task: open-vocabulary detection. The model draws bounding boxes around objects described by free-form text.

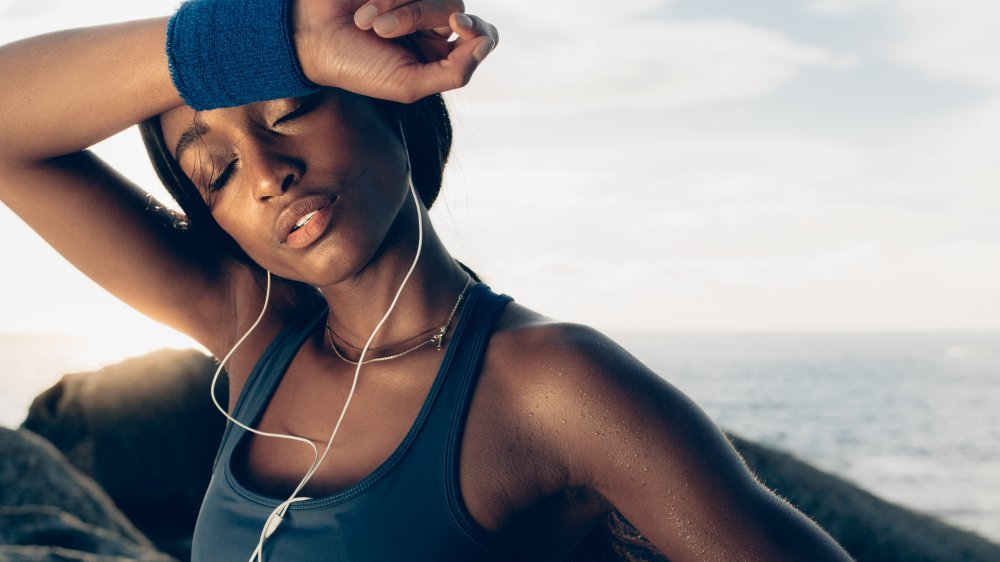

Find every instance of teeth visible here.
[292,210,318,232]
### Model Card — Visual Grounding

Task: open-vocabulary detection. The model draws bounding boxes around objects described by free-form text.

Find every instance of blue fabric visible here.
[166,0,318,111]
[191,283,516,561]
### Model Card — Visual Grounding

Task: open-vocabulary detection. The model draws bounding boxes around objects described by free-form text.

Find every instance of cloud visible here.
[0,0,59,19]
[465,0,847,115]
[880,98,1000,219]
[435,135,878,326]
[436,118,1000,331]
[805,0,859,16]
[887,0,1000,89]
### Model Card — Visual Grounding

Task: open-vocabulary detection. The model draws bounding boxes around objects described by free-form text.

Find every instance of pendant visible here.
[433,326,448,350]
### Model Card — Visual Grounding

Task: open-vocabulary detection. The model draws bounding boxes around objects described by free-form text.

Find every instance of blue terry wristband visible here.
[166,0,319,111]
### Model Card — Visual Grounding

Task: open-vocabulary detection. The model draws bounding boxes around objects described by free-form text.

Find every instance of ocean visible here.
[611,331,1000,544]
[2,332,998,544]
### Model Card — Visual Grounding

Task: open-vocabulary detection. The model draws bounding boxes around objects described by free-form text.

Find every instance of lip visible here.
[276,194,337,248]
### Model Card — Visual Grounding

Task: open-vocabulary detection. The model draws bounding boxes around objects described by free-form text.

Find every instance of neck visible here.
[314,202,472,352]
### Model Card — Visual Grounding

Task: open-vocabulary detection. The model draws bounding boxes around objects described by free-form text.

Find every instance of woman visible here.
[0,0,853,560]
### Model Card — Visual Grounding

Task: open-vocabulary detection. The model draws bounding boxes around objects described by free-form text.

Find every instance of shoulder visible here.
[483,300,757,499]
[464,302,637,516]
[482,302,852,561]
[482,301,699,489]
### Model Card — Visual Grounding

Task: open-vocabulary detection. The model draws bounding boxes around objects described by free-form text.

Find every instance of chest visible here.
[225,348,608,560]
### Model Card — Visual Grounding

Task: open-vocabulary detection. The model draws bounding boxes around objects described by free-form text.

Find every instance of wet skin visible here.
[158,89,615,560]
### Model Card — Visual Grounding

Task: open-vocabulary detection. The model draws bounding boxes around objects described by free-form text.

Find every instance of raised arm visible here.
[0,0,497,353]
[0,18,180,163]
[0,17,224,346]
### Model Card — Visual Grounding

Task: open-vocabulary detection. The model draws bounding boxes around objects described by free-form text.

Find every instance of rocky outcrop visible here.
[10,348,1000,562]
[729,435,1000,562]
[19,348,228,560]
[0,426,175,561]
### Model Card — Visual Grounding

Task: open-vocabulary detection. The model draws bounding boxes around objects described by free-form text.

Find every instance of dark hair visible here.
[137,91,453,263]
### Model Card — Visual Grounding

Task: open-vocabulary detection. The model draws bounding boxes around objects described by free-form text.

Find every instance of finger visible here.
[395,24,495,102]
[449,12,499,48]
[410,14,494,68]
[429,24,453,39]
[359,0,466,38]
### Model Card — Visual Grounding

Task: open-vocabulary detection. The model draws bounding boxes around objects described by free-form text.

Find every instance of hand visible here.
[293,0,499,103]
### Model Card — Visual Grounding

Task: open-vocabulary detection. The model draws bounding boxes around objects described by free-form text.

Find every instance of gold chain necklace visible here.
[325,276,473,365]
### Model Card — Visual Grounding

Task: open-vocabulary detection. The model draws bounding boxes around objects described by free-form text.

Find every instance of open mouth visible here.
[276,193,339,246]
[281,198,336,250]
[291,210,319,233]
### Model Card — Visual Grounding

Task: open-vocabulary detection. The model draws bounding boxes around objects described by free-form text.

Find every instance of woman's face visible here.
[159,89,410,284]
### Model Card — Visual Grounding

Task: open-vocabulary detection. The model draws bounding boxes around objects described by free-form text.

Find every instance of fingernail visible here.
[472,37,495,63]
[373,13,399,35]
[454,13,473,29]
[355,5,378,28]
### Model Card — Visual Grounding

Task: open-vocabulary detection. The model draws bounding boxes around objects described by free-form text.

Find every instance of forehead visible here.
[159,104,209,160]
[158,90,378,161]
[159,99,303,161]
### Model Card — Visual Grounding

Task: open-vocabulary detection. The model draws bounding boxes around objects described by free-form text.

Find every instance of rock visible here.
[0,427,175,561]
[728,434,1000,562]
[20,348,228,559]
[18,348,1000,562]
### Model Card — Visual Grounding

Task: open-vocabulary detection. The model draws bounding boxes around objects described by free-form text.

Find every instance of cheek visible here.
[208,198,265,255]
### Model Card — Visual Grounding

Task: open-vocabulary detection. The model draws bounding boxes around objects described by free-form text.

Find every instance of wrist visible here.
[166,0,319,111]
[289,4,320,86]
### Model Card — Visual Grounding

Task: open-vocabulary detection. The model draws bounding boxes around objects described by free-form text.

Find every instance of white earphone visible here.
[207,120,424,562]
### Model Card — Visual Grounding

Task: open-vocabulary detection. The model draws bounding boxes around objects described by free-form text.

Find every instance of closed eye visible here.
[209,159,238,192]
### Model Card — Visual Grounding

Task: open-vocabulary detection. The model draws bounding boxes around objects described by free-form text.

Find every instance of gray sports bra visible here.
[190,282,515,561]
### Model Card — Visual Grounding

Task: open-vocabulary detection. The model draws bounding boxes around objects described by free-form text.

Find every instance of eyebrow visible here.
[174,120,210,163]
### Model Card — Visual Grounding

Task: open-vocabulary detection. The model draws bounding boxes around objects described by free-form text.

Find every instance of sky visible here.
[1,0,999,356]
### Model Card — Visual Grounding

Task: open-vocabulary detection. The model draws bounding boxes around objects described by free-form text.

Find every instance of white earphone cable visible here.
[205,271,322,561]
[207,125,425,562]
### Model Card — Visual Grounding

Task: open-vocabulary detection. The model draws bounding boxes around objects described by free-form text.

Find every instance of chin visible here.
[248,194,407,288]
[276,241,374,288]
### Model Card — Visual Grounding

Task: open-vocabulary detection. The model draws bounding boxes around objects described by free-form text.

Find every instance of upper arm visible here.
[526,323,852,562]
[0,150,237,351]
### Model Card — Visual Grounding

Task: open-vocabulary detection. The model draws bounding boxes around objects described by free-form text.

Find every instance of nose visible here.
[244,142,304,202]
